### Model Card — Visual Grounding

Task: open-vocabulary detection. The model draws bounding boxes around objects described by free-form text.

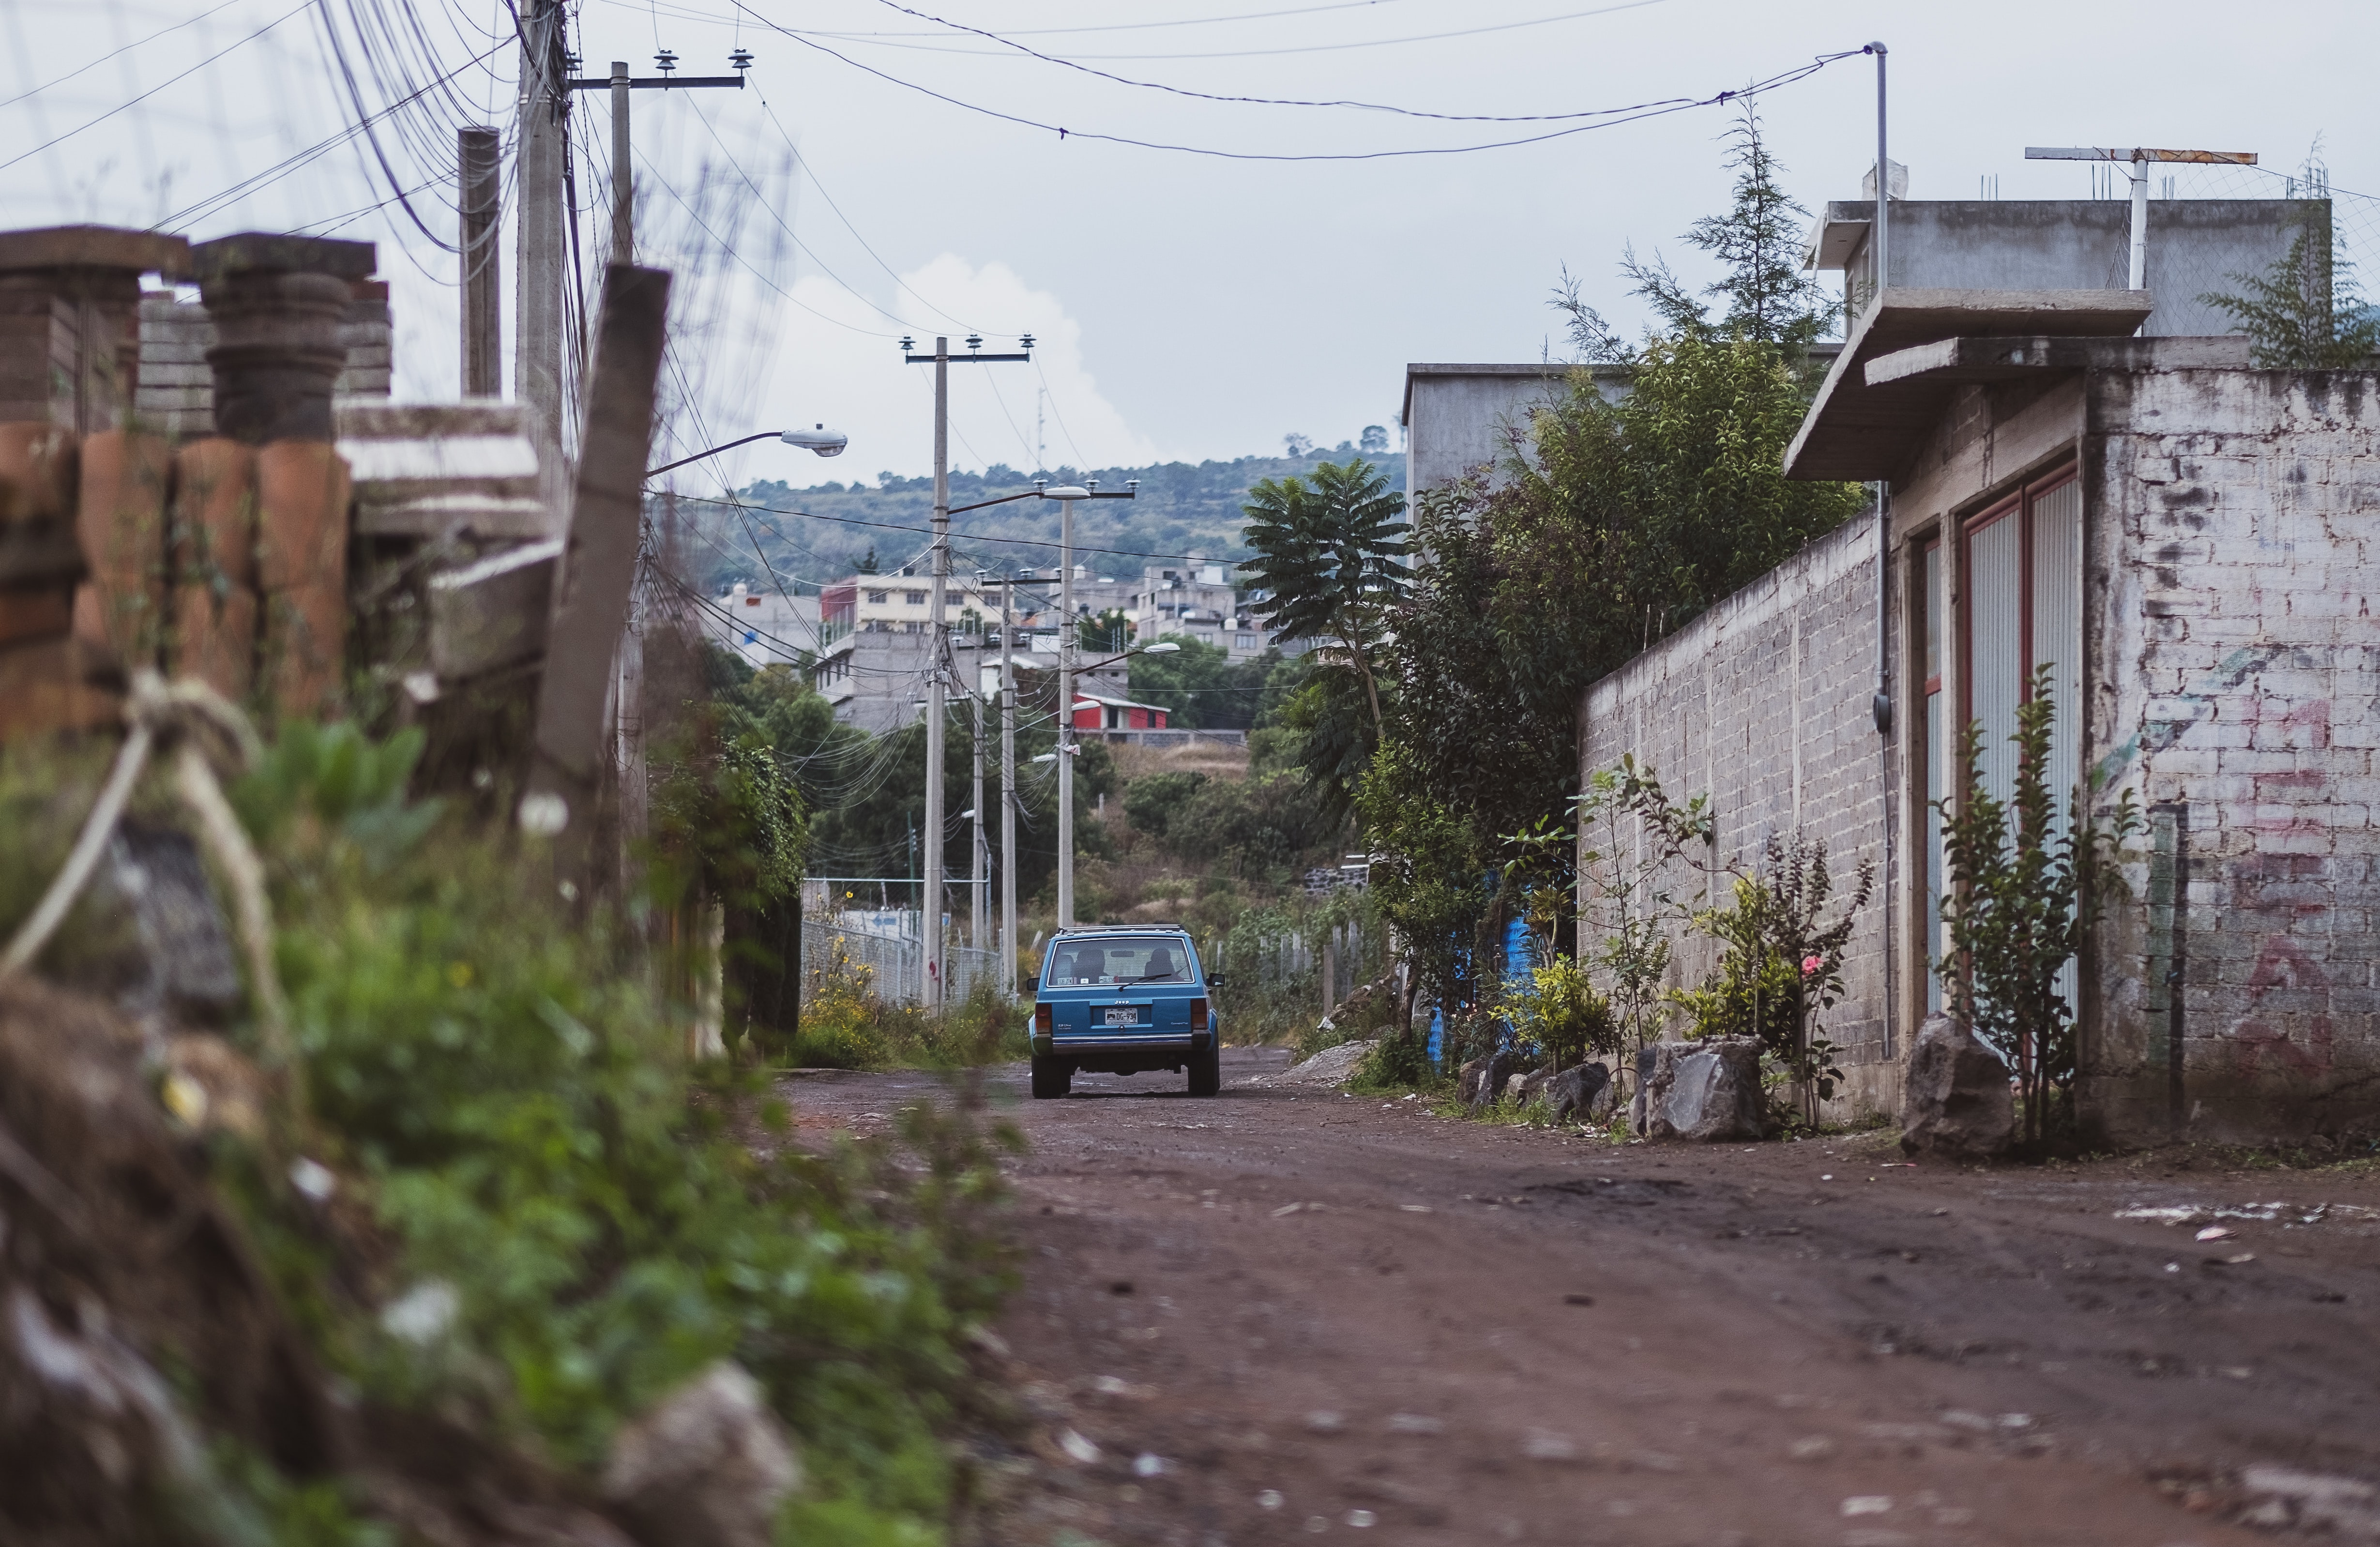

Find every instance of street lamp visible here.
[645,424,848,479]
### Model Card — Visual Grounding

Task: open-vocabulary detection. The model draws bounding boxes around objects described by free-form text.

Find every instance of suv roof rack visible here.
[1053,923,1188,935]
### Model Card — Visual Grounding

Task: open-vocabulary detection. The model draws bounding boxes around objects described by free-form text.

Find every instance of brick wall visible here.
[1577,514,1899,1114]
[2085,368,2380,1140]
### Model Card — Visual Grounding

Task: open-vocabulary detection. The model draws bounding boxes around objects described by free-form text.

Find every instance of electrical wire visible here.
[848,0,1670,91]
[837,0,1429,38]
[733,14,1860,164]
[0,0,252,113]
[0,0,313,174]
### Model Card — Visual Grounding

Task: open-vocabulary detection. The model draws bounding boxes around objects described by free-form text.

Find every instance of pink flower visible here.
[1801,954,1823,977]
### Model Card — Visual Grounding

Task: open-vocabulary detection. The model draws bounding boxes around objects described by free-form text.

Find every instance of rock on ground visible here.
[1899,1014,2015,1162]
[1459,1049,1531,1110]
[603,1362,803,1547]
[1543,1062,1610,1126]
[1252,1039,1378,1090]
[1632,1039,1763,1141]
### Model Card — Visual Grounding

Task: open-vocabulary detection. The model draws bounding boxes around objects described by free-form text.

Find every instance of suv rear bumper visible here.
[1036,1030,1211,1057]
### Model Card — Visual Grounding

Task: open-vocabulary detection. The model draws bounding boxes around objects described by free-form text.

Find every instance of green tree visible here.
[1127,636,1276,729]
[2199,174,2380,367]
[1078,607,1132,654]
[1935,667,2140,1147]
[1239,458,1409,735]
[1554,96,1839,370]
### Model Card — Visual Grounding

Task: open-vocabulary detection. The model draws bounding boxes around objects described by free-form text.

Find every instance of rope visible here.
[0,672,288,1069]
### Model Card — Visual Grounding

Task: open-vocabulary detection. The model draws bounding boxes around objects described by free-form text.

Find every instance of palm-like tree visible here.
[1241,458,1409,732]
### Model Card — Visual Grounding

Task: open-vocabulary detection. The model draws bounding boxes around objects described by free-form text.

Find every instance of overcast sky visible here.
[7,0,2376,488]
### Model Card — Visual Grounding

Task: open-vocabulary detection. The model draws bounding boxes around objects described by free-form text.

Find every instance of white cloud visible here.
[678,254,1152,492]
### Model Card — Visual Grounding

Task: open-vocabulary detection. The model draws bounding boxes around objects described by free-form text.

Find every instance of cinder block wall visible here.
[2087,368,2380,1142]
[1577,515,1899,1115]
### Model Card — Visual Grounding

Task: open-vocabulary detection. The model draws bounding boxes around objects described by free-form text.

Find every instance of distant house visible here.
[1072,692,1169,733]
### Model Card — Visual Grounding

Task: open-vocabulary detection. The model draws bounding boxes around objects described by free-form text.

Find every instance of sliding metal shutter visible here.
[2031,480,2083,841]
[1967,510,2024,823]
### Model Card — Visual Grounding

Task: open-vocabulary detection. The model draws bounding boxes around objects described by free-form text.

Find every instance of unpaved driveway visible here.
[785,1048,2380,1547]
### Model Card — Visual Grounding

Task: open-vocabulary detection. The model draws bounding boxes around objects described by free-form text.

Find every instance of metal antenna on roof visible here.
[2026,146,2259,290]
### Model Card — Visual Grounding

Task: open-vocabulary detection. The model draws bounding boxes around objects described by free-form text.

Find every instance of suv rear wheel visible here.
[1188,1041,1220,1097]
[1031,1055,1072,1099]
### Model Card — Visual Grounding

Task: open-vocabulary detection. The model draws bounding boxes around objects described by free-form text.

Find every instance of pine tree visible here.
[1553,95,1837,366]
[2200,170,2380,368]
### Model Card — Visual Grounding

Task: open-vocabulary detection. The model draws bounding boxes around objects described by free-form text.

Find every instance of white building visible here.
[1127,562,1269,660]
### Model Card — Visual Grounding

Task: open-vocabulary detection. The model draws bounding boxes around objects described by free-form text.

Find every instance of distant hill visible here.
[677,448,1407,592]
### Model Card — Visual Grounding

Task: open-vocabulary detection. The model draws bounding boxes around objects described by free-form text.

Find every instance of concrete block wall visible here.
[2086,367,2380,1141]
[1578,514,1899,1115]
[135,283,391,435]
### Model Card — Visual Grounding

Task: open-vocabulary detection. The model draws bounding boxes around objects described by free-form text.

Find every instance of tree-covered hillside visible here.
[683,446,1407,592]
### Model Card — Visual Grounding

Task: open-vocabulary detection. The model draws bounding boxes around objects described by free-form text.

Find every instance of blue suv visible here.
[1029,926,1220,1098]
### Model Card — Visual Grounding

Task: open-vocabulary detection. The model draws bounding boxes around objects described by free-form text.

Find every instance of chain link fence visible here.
[799,919,999,1009]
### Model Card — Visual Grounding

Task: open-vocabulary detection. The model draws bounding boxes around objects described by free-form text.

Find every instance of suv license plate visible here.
[1104,1008,1139,1026]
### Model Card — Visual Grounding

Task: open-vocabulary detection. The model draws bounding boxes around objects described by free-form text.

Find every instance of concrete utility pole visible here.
[970,658,986,951]
[1057,489,1077,927]
[904,333,1031,1007]
[458,126,500,396]
[514,0,567,446]
[2024,146,2259,290]
[1000,571,1017,994]
[1044,478,1139,928]
[521,264,672,893]
[566,53,750,269]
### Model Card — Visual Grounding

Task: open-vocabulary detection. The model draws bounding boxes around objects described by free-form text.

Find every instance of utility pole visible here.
[1046,478,1137,927]
[459,126,500,396]
[514,0,567,446]
[2024,145,2258,290]
[567,51,750,269]
[1000,571,1017,995]
[904,333,1031,1008]
[970,652,986,953]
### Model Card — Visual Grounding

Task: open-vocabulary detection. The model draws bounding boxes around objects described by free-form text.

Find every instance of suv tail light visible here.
[1190,997,1208,1031]
[1034,1003,1052,1035]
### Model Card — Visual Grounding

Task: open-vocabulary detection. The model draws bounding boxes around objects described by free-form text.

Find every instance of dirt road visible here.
[786,1048,2380,1547]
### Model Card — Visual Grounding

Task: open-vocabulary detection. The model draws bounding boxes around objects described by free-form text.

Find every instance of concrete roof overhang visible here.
[1781,289,2154,483]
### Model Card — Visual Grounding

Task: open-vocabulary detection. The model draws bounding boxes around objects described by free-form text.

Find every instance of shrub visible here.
[204,722,1020,1535]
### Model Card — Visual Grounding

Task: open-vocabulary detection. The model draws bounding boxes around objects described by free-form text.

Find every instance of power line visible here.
[0,0,251,113]
[848,0,1669,82]
[734,12,1862,164]
[837,0,1429,38]
[0,0,312,174]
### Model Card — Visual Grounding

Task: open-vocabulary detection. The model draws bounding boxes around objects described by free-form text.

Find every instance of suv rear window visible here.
[1045,935,1195,987]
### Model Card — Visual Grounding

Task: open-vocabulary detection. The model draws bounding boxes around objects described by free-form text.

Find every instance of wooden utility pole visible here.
[459,126,500,397]
[514,0,567,448]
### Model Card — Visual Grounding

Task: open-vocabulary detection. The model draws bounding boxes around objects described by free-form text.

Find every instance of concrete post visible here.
[610,63,633,263]
[515,0,567,450]
[923,338,949,1005]
[1057,501,1076,928]
[459,126,501,397]
[1001,572,1017,994]
[190,233,374,718]
[0,226,187,432]
[522,263,670,892]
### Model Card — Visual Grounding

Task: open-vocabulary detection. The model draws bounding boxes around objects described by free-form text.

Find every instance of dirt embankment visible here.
[788,1048,2380,1547]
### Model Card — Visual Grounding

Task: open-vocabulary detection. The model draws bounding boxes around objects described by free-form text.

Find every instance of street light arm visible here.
[945,489,1049,516]
[645,430,779,480]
